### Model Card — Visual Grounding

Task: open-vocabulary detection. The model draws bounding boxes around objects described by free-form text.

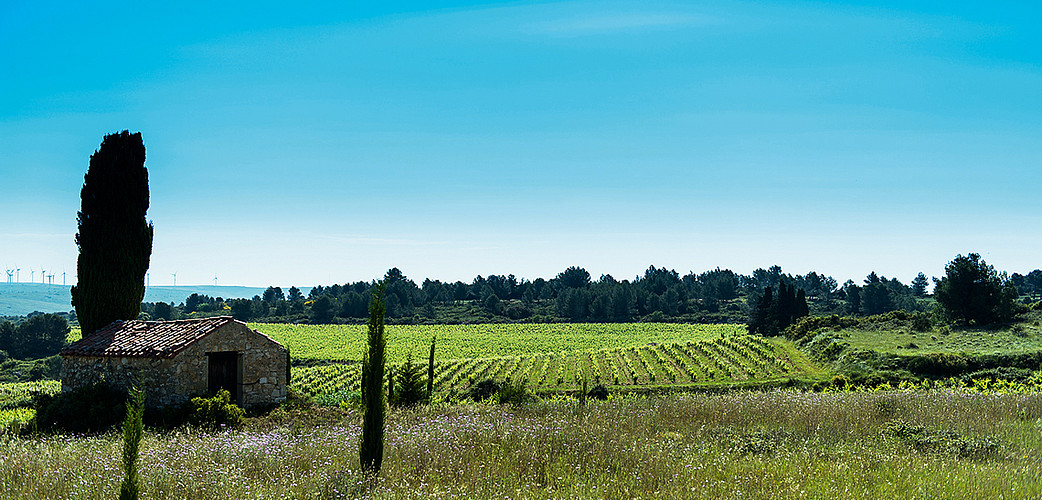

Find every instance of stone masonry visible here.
[61,317,288,409]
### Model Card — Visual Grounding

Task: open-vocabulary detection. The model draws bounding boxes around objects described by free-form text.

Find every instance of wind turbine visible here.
[62,271,66,286]
[213,274,218,286]
[15,268,19,283]
[5,269,12,283]
[30,270,35,283]
[146,272,150,287]
[171,272,177,287]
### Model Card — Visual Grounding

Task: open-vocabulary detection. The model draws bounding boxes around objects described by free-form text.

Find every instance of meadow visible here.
[4,320,1042,499]
[1,389,1040,499]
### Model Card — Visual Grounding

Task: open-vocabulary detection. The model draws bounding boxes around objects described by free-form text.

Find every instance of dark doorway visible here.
[208,351,240,403]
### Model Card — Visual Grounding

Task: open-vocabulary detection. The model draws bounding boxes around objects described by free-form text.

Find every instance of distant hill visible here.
[0,283,307,317]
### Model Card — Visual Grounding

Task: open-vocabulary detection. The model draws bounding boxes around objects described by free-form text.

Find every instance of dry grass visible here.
[2,390,1040,499]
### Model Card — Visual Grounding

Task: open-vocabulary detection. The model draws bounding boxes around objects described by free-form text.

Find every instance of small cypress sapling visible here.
[426,334,436,401]
[119,386,145,500]
[580,371,588,406]
[387,366,395,406]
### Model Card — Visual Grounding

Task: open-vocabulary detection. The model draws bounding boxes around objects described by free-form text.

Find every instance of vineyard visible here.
[290,333,819,397]
[254,322,749,363]
[0,381,59,433]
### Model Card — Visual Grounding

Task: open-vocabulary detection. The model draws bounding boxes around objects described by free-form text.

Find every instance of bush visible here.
[34,383,127,433]
[497,379,533,406]
[468,379,501,402]
[906,353,970,377]
[390,354,427,407]
[188,390,244,429]
[959,367,1034,384]
[911,313,932,332]
[587,384,609,400]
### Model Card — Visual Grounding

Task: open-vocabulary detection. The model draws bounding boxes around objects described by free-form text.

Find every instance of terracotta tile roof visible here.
[62,316,240,359]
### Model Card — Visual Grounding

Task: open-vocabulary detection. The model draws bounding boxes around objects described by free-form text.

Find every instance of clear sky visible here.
[2,0,1040,288]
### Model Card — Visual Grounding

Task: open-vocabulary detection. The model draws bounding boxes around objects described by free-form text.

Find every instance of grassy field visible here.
[5,318,1042,498]
[1,389,1039,499]
[842,323,1042,355]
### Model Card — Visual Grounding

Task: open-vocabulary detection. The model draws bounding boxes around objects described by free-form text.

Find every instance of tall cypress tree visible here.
[360,281,387,475]
[71,131,153,336]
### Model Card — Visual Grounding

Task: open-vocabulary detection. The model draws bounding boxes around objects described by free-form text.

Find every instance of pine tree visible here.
[795,289,810,320]
[360,281,387,475]
[748,286,774,335]
[911,272,930,297]
[71,131,153,336]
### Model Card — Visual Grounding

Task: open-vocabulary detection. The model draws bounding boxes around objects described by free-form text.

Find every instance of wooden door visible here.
[208,351,239,403]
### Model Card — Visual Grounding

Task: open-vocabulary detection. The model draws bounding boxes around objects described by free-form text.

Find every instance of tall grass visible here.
[1,390,1040,499]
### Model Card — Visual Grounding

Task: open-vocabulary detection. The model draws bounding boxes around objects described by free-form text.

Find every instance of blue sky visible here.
[2,0,1040,287]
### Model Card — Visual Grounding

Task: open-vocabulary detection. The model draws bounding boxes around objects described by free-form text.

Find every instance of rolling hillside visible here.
[0,283,304,316]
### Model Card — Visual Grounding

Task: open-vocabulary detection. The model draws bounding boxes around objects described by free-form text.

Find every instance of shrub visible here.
[34,383,127,433]
[587,384,609,400]
[959,367,1034,384]
[188,390,244,429]
[469,379,502,402]
[906,352,970,377]
[391,353,427,407]
[911,313,932,332]
[497,379,532,406]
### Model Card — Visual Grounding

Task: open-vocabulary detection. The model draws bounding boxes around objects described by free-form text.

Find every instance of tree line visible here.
[136,261,1042,326]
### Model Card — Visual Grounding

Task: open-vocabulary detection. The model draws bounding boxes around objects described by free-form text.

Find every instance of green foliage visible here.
[911,272,930,297]
[310,295,334,324]
[496,378,532,406]
[0,380,60,411]
[427,335,436,400]
[391,353,426,407]
[291,331,812,400]
[119,387,145,500]
[468,379,502,401]
[882,420,999,459]
[0,355,62,383]
[259,322,746,364]
[934,253,1018,325]
[910,312,932,332]
[587,384,609,400]
[188,390,244,429]
[0,314,70,360]
[71,131,153,336]
[360,281,387,475]
[786,314,860,341]
[34,383,127,433]
[749,279,809,335]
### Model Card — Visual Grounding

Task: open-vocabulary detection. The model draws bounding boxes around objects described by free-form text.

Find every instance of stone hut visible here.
[61,316,288,409]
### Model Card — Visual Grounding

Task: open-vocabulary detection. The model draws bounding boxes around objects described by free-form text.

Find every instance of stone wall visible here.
[62,322,288,409]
